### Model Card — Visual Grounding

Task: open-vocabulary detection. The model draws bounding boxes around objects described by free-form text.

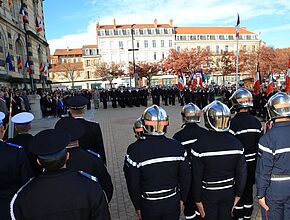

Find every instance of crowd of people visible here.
[1,83,289,220]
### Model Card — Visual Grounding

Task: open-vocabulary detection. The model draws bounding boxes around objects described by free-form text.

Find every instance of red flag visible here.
[266,66,274,96]
[178,73,186,90]
[253,63,261,94]
[39,62,43,73]
[286,59,290,92]
[17,57,22,70]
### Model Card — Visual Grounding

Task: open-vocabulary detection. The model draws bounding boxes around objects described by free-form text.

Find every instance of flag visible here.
[19,4,28,23]
[8,0,13,10]
[191,70,198,90]
[25,60,31,74]
[5,53,15,71]
[43,65,48,75]
[266,66,274,96]
[39,62,43,73]
[199,68,205,87]
[286,59,290,93]
[236,13,240,38]
[253,63,261,95]
[37,20,43,33]
[178,73,186,90]
[17,57,22,70]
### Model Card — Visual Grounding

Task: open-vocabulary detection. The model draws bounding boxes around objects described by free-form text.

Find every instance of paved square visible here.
[31,103,262,220]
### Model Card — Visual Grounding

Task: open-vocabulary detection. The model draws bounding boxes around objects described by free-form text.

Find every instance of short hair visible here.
[15,124,31,133]
[38,153,67,172]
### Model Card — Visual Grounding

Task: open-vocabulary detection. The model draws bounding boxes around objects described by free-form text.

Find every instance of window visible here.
[252,45,256,52]
[200,35,206,40]
[156,28,160,34]
[105,30,109,36]
[153,52,157,60]
[114,30,118,35]
[97,31,102,36]
[16,39,25,73]
[161,40,164,47]
[147,29,152,34]
[144,40,148,48]
[152,40,156,48]
[219,35,225,40]
[139,29,143,35]
[177,46,181,52]
[0,33,5,67]
[169,40,172,47]
[122,29,127,35]
[216,45,219,53]
[73,58,76,63]
[228,35,234,40]
[90,49,93,55]
[86,60,90,66]
[246,35,251,40]
[164,29,168,34]
[197,46,201,51]
[119,41,123,49]
[225,45,229,52]
[136,41,140,48]
[78,58,81,62]
[94,59,97,66]
[162,52,165,59]
[87,71,90,79]
[210,35,216,40]
[206,46,210,51]
[243,45,247,52]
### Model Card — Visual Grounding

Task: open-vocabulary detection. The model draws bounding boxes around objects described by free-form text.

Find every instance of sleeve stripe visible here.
[258,144,273,154]
[181,139,197,145]
[235,129,262,135]
[191,149,244,157]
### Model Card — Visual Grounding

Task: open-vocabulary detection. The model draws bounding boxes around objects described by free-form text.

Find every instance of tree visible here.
[218,51,235,85]
[129,62,160,86]
[95,62,124,88]
[49,62,83,89]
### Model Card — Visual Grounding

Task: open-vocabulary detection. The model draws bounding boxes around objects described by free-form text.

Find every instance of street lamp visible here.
[128,24,139,87]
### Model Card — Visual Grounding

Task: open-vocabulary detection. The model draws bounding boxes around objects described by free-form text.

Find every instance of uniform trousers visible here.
[0,198,10,220]
[142,211,180,220]
[202,188,234,220]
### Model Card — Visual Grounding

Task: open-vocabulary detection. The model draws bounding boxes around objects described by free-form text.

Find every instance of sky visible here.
[43,0,290,54]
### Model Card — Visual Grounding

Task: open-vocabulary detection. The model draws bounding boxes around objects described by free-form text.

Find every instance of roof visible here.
[54,48,82,56]
[97,24,172,29]
[49,62,83,72]
[82,45,98,49]
[175,27,255,35]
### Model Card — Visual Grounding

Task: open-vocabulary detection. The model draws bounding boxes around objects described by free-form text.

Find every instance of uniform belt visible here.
[202,178,234,190]
[245,153,257,162]
[142,187,178,200]
[271,174,290,181]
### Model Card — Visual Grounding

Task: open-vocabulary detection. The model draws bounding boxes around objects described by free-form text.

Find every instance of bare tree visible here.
[95,62,124,88]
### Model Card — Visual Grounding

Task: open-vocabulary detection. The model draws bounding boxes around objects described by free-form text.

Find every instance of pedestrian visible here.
[256,92,290,220]
[10,129,111,220]
[92,89,100,109]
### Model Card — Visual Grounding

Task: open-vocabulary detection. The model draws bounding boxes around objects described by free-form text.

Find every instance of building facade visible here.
[0,0,50,90]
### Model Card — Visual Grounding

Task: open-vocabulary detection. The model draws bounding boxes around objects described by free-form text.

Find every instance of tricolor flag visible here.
[199,68,205,87]
[25,60,31,74]
[17,57,22,70]
[19,4,28,23]
[43,65,48,75]
[5,53,15,71]
[191,70,198,90]
[35,17,43,33]
[253,63,261,95]
[266,66,274,96]
[178,72,186,90]
[236,13,240,38]
[286,59,290,93]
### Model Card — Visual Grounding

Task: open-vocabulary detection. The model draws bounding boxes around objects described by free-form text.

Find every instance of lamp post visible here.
[128,24,139,87]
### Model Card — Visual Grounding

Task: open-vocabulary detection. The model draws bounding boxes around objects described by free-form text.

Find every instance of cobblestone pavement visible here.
[31,103,262,220]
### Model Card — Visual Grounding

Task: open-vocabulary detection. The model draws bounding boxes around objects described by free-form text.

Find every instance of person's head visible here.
[266,92,290,122]
[203,101,231,132]
[12,112,34,134]
[133,118,145,140]
[142,105,169,136]
[230,88,253,112]
[181,103,201,124]
[0,112,5,139]
[65,95,89,117]
[29,129,71,172]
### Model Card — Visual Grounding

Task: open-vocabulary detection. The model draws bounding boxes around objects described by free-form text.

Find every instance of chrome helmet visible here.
[133,117,145,140]
[181,103,201,123]
[203,101,231,132]
[266,92,290,120]
[230,88,253,109]
[142,105,169,136]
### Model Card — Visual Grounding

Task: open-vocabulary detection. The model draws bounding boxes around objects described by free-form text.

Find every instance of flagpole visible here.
[236,36,239,90]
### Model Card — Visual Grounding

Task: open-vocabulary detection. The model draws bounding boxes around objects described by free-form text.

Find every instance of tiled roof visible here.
[54,48,82,56]
[49,62,83,72]
[97,24,172,29]
[175,27,255,35]
[82,45,98,49]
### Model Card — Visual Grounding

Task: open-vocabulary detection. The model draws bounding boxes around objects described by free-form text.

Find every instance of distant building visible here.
[0,0,50,90]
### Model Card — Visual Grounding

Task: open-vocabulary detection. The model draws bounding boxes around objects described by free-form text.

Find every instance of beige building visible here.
[0,0,50,90]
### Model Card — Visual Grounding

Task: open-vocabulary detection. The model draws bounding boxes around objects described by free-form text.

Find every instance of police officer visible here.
[125,105,191,220]
[229,88,262,220]
[10,129,110,220]
[256,92,290,220]
[7,112,42,175]
[55,117,113,202]
[66,95,106,164]
[173,103,208,220]
[191,101,247,220]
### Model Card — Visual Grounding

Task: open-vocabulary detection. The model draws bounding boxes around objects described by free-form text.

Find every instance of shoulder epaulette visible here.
[78,170,98,182]
[86,149,101,158]
[6,142,23,149]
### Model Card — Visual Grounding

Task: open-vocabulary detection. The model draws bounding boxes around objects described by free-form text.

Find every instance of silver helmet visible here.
[133,118,145,140]
[230,88,253,109]
[142,105,169,136]
[266,92,290,120]
[181,103,201,123]
[203,100,231,132]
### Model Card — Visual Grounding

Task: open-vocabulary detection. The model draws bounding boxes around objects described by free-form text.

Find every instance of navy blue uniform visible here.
[173,123,209,219]
[230,112,262,219]
[11,169,110,220]
[191,131,247,220]
[125,135,191,220]
[0,141,33,220]
[256,121,290,220]
[66,147,113,202]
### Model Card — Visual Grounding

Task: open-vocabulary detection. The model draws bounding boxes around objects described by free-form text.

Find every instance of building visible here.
[0,0,50,90]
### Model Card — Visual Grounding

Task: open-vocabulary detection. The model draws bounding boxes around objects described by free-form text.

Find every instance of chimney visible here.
[154,18,157,28]
[96,22,100,29]
[169,19,173,27]
[113,18,116,29]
